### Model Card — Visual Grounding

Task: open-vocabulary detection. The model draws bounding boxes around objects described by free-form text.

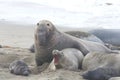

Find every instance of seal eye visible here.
[47,23,50,26]
[37,23,39,26]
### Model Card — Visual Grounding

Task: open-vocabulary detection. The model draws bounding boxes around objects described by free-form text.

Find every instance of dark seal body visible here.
[9,60,30,76]
[34,20,111,66]
[90,29,120,46]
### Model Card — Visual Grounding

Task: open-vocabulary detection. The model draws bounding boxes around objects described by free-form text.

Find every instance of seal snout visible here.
[23,71,29,76]
[52,50,59,55]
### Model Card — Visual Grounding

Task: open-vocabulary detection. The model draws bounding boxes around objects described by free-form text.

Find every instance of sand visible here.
[0,22,85,80]
[0,47,84,80]
[0,21,34,48]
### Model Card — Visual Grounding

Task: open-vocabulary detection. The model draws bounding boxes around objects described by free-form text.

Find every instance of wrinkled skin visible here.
[34,20,57,66]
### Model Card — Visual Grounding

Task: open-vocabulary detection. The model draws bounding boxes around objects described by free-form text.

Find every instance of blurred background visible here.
[1,0,120,48]
[0,0,120,29]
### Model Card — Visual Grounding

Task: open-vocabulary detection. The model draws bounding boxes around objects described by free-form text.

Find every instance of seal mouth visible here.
[52,50,60,65]
[53,54,59,65]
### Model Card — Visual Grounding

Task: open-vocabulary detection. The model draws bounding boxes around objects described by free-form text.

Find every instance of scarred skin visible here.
[34,20,112,66]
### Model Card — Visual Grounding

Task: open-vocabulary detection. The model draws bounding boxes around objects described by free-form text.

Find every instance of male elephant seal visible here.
[34,20,111,66]
[9,60,30,76]
[82,52,120,80]
[30,30,104,53]
[49,48,84,71]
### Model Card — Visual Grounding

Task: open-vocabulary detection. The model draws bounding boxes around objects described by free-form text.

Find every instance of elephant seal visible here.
[90,29,120,46]
[82,52,120,80]
[50,48,84,71]
[9,60,30,76]
[30,30,104,53]
[82,68,120,80]
[34,20,111,66]
[65,31,104,44]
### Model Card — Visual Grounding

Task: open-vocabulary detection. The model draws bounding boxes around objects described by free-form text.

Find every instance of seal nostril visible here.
[37,23,39,26]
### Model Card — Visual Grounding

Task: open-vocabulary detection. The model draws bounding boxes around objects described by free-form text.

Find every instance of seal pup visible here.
[50,48,84,71]
[9,60,30,76]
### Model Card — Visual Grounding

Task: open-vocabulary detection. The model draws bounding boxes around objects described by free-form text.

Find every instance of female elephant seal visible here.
[90,29,120,46]
[49,48,84,71]
[65,31,104,44]
[82,52,120,80]
[34,20,111,66]
[9,60,30,76]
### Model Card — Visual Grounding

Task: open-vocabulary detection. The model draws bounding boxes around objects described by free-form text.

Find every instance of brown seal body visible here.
[29,30,104,53]
[65,31,104,44]
[51,48,84,71]
[34,20,111,66]
[82,52,120,80]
